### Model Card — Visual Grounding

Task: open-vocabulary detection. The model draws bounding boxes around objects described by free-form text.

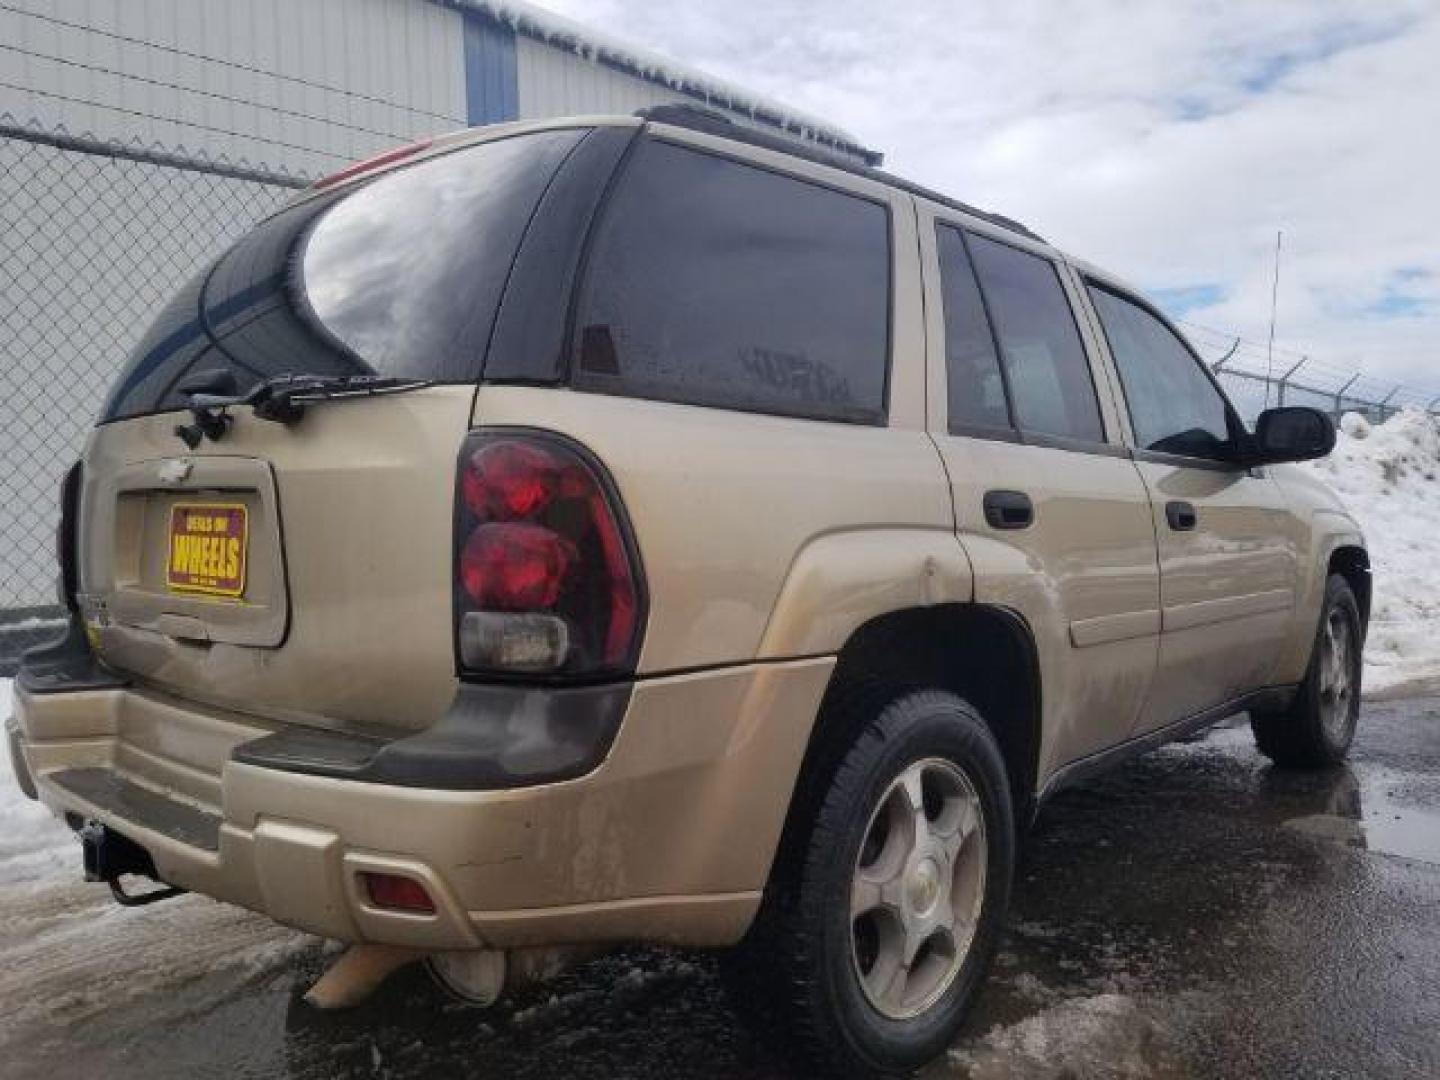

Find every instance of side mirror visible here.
[1248,407,1336,465]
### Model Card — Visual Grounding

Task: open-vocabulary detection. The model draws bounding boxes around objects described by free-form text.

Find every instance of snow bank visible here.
[1300,408,1440,694]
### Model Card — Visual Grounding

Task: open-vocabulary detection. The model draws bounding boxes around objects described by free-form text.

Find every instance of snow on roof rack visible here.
[635,104,881,169]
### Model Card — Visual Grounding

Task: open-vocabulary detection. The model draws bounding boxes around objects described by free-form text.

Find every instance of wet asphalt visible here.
[6,694,1439,1079]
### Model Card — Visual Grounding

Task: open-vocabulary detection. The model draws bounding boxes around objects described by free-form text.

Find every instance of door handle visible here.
[1165,500,1198,531]
[983,490,1034,530]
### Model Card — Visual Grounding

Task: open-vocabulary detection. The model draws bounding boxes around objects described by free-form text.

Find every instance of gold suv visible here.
[7,107,1368,1075]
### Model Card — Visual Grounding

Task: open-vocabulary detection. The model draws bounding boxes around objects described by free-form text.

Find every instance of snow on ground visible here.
[1300,408,1440,695]
[0,678,72,880]
[947,992,1195,1079]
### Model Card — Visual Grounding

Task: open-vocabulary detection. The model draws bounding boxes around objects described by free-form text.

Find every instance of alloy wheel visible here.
[849,757,987,1020]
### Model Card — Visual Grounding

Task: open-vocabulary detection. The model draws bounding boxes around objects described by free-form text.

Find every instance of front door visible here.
[1081,282,1301,733]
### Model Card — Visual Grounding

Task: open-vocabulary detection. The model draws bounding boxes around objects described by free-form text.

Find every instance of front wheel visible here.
[1252,573,1363,767]
[728,689,1015,1076]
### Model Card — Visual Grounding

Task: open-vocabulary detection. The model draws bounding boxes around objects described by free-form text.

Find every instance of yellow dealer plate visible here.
[166,502,248,598]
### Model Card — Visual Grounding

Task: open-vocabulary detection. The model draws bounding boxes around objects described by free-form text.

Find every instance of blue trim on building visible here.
[434,1,877,161]
[462,13,518,125]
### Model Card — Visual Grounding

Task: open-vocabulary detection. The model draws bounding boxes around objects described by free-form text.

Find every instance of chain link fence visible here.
[0,119,304,665]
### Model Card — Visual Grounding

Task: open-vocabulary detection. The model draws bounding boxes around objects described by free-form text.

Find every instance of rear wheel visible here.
[727,689,1014,1077]
[1252,574,1363,767]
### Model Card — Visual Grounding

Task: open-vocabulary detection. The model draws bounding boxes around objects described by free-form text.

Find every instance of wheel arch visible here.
[1327,545,1371,634]
[766,603,1043,895]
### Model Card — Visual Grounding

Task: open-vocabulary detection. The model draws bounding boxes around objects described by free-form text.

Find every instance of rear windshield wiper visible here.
[175,372,431,447]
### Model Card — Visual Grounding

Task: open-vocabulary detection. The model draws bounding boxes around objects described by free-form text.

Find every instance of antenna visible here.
[1264,230,1282,407]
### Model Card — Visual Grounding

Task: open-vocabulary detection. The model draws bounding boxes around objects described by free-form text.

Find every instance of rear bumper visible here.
[9,653,833,952]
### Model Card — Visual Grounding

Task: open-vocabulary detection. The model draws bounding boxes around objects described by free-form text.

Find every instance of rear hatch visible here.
[75,126,595,735]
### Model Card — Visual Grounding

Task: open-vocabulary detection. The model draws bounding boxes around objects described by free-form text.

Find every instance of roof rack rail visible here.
[633,105,1044,244]
[634,104,881,170]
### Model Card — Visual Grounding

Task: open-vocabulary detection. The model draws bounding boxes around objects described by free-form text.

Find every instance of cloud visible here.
[535,0,1439,397]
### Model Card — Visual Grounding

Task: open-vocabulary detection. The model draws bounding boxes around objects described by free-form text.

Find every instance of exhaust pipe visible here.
[428,945,605,1005]
[305,942,609,1010]
[304,943,427,1010]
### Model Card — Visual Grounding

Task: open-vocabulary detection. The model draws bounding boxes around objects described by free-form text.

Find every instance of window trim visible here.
[564,133,896,427]
[1021,431,1132,459]
[1083,278,1249,468]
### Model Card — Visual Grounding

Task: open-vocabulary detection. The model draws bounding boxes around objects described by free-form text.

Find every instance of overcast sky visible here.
[540,0,1438,402]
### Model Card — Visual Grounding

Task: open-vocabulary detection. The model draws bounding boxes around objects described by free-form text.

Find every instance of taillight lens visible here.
[453,431,644,679]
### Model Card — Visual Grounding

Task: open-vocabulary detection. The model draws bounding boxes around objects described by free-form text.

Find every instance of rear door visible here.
[1078,279,1301,733]
[919,209,1161,781]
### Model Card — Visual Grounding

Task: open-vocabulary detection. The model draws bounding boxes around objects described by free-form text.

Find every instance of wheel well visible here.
[1328,546,1371,632]
[784,604,1041,847]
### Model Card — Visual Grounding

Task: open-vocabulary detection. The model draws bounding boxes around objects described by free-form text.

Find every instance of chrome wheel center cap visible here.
[908,857,942,914]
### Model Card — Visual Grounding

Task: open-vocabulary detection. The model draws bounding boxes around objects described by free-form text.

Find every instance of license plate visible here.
[166,502,248,598]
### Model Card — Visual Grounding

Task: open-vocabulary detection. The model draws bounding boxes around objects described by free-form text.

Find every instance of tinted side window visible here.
[936,226,1010,432]
[573,140,890,423]
[1088,287,1233,459]
[967,234,1104,443]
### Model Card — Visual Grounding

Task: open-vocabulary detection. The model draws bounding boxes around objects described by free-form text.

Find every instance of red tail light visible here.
[454,431,644,678]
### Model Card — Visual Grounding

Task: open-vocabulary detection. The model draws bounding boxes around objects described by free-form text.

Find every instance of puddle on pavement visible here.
[1284,766,1440,864]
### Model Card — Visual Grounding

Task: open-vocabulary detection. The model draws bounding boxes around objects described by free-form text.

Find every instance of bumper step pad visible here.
[49,767,221,852]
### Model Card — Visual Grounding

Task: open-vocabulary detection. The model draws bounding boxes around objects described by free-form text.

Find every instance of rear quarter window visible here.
[572,139,891,424]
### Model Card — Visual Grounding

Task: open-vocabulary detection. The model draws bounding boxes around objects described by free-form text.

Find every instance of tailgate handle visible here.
[983,490,1034,530]
[1165,500,1198,531]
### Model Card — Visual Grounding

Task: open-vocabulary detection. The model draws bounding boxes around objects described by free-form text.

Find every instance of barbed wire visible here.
[0,79,359,163]
[0,42,441,146]
[1178,319,1440,409]
[0,2,466,127]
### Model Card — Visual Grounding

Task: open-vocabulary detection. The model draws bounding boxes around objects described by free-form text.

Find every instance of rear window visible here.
[101,129,584,421]
[572,139,891,424]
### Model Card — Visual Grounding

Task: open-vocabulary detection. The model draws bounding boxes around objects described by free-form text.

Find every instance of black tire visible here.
[725,688,1015,1077]
[1251,574,1363,768]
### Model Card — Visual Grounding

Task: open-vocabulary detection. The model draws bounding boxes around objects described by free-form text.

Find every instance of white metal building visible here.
[0,0,879,176]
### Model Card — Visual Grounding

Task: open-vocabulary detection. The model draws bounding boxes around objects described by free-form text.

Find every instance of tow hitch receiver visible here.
[77,821,187,907]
